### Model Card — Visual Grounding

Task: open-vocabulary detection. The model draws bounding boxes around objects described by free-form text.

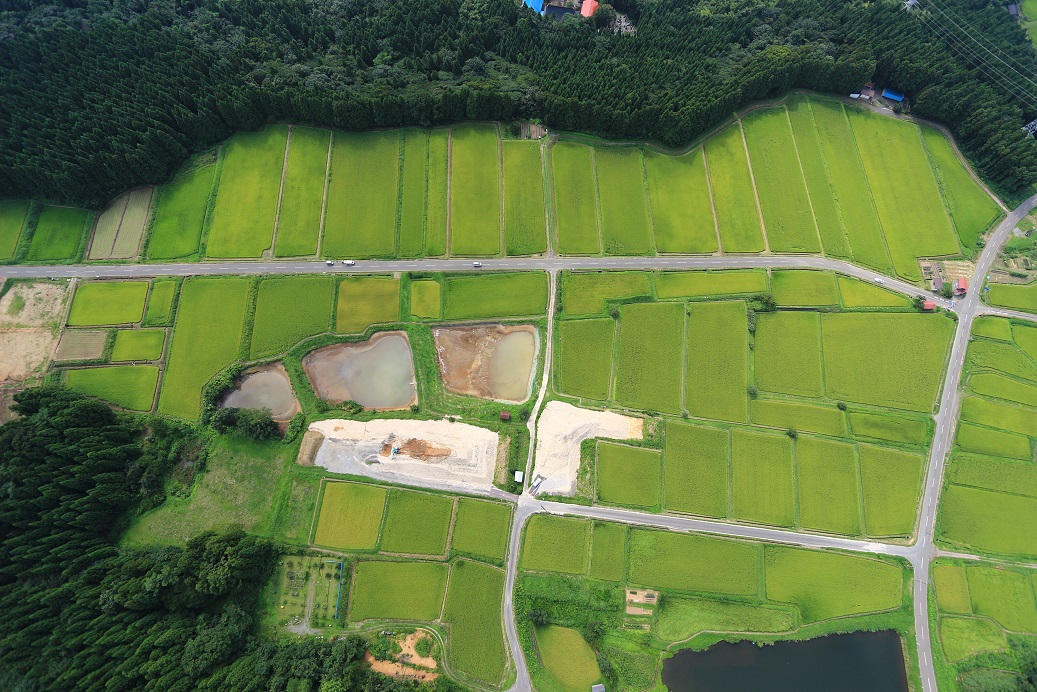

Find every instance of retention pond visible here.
[302,331,416,409]
[660,630,908,692]
[433,324,538,402]
[220,363,299,421]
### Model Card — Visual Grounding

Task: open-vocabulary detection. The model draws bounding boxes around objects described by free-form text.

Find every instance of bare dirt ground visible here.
[940,260,975,282]
[364,652,438,682]
[0,328,59,422]
[309,418,500,494]
[296,430,324,466]
[399,631,438,669]
[433,324,538,402]
[0,280,69,329]
[532,401,643,497]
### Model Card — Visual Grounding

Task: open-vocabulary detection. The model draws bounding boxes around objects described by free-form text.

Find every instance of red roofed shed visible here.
[922,300,936,311]
[955,278,968,295]
[581,0,598,16]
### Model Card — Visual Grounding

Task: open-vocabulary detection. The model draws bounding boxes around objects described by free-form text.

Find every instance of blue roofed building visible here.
[524,0,544,11]
[882,88,906,102]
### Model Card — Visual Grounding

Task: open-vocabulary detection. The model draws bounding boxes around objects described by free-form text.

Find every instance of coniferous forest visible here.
[0,388,465,690]
[1,0,1036,208]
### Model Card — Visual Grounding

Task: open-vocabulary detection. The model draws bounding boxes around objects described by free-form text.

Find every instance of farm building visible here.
[523,0,545,11]
[955,278,969,295]
[882,88,906,103]
[500,410,511,421]
[1009,3,1020,18]
[581,0,598,16]
[922,300,936,311]
[545,3,578,19]
[932,276,945,293]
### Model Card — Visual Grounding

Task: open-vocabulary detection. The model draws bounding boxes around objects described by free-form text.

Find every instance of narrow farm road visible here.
[978,305,1037,322]
[909,190,1037,692]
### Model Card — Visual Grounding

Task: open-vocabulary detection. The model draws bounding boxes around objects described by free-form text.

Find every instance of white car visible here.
[325,260,334,266]
[472,261,482,268]
[874,277,885,284]
[343,260,356,266]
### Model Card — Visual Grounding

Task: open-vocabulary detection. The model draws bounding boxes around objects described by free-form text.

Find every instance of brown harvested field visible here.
[54,330,108,361]
[0,329,57,380]
[0,280,70,329]
[88,188,153,260]
[88,195,128,260]
[432,324,538,402]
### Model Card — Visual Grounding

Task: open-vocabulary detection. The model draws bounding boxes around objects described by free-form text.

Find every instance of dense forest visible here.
[0,388,459,690]
[1,0,1035,206]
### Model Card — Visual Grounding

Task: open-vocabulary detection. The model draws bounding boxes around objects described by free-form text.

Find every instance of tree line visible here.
[0,388,460,690]
[0,0,1034,208]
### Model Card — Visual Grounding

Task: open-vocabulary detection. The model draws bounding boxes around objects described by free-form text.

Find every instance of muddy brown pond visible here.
[433,324,538,402]
[302,332,417,409]
[220,363,300,421]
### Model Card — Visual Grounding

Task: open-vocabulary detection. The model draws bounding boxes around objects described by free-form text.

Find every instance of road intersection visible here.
[9,191,1037,691]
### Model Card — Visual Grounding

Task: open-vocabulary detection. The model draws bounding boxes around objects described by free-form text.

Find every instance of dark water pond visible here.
[661,630,908,692]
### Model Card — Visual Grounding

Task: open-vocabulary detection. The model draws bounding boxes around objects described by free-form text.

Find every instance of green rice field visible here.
[750,399,847,437]
[754,311,824,397]
[614,301,684,414]
[502,140,547,255]
[795,436,861,535]
[920,127,1001,249]
[325,131,400,257]
[441,272,547,319]
[662,421,729,517]
[560,271,651,316]
[65,365,159,411]
[110,329,165,362]
[704,123,765,253]
[409,279,441,319]
[336,276,400,333]
[442,560,508,684]
[426,129,449,255]
[520,515,590,575]
[837,276,911,308]
[770,270,839,306]
[68,281,149,326]
[145,163,215,260]
[399,130,429,258]
[451,499,511,562]
[274,126,330,257]
[730,429,795,527]
[628,529,758,595]
[655,270,767,298]
[988,281,1037,314]
[742,108,819,253]
[205,126,287,258]
[157,277,250,419]
[0,200,29,260]
[450,124,501,256]
[552,142,600,254]
[142,280,177,326]
[250,276,333,357]
[684,300,748,422]
[349,560,448,622]
[534,625,601,691]
[859,445,924,537]
[379,489,453,556]
[312,482,387,551]
[595,442,661,508]
[27,206,90,261]
[556,318,614,401]
[594,147,653,255]
[589,522,627,581]
[644,149,717,254]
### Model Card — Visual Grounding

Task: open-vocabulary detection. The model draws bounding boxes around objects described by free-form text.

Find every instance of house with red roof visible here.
[581,0,598,16]
[954,278,968,295]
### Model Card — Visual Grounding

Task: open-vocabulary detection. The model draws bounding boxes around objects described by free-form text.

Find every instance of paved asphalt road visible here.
[12,194,1037,691]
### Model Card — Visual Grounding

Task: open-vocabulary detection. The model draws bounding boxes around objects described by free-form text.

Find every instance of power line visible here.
[923,0,1037,84]
[922,0,1037,94]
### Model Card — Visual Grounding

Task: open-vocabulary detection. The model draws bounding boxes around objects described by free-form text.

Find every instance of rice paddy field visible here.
[521,515,591,575]
[613,301,684,414]
[274,126,330,257]
[110,329,165,362]
[64,365,159,411]
[379,489,454,556]
[551,142,600,254]
[144,162,216,260]
[594,147,653,255]
[250,276,333,357]
[502,140,547,256]
[426,129,449,256]
[704,123,766,253]
[595,442,662,508]
[644,149,717,254]
[987,281,1037,314]
[449,124,501,256]
[205,126,287,258]
[451,498,512,562]
[939,318,1037,559]
[157,277,250,419]
[684,300,748,422]
[349,560,448,622]
[323,130,400,258]
[442,560,508,684]
[27,206,91,261]
[0,200,29,260]
[441,272,547,319]
[560,271,652,316]
[336,276,400,333]
[68,281,150,326]
[555,318,614,401]
[142,280,177,326]
[399,130,430,258]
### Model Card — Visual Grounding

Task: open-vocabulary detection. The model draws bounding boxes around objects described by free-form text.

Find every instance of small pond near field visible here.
[302,331,416,409]
[220,363,299,421]
[660,630,908,692]
[433,324,538,402]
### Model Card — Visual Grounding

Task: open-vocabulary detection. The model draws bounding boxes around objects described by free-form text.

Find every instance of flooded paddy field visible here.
[433,324,538,402]
[302,331,416,409]
[220,363,299,421]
